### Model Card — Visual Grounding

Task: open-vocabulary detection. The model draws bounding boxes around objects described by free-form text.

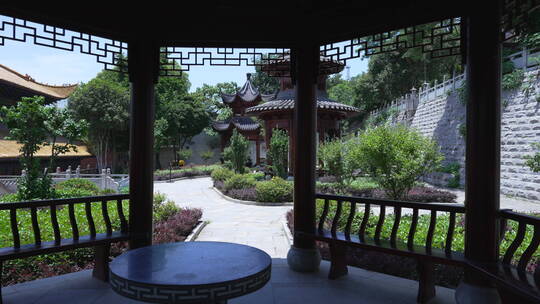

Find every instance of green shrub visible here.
[0,193,19,202]
[249,171,265,181]
[55,178,100,194]
[439,162,461,188]
[458,123,466,138]
[100,188,117,195]
[318,139,347,186]
[456,84,468,106]
[525,143,540,173]
[153,192,180,222]
[155,200,180,222]
[200,150,214,163]
[348,178,379,192]
[267,129,289,179]
[348,124,443,200]
[223,129,249,173]
[255,177,293,202]
[502,69,525,90]
[56,188,96,198]
[224,174,256,190]
[210,167,234,182]
[177,149,192,162]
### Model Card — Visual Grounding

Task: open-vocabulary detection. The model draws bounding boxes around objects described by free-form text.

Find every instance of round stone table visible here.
[109,242,272,304]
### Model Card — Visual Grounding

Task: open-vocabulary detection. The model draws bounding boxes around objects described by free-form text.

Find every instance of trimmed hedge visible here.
[224,174,256,190]
[256,177,293,202]
[210,167,234,182]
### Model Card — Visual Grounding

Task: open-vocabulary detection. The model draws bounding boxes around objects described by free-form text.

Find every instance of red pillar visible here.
[128,40,159,249]
[457,1,502,302]
[256,135,261,165]
[287,43,321,272]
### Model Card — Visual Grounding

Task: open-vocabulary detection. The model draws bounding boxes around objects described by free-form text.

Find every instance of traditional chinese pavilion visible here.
[0,3,529,303]
[0,64,92,174]
[211,73,274,165]
[246,55,358,170]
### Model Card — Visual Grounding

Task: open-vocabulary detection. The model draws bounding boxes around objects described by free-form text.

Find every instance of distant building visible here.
[212,73,274,165]
[0,64,93,174]
[245,55,359,171]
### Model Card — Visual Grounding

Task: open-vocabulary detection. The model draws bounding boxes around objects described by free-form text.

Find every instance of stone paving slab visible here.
[154,177,291,258]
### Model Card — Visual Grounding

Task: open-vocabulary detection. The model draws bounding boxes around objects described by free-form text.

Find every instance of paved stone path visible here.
[434,186,540,213]
[154,177,292,258]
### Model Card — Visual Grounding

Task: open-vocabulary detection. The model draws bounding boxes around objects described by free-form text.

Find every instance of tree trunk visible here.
[155,152,162,170]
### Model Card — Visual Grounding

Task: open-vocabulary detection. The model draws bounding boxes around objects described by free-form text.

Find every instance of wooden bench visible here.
[301,193,468,303]
[0,194,130,303]
[303,194,540,303]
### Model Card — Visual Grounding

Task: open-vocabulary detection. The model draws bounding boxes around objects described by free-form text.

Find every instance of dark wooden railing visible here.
[0,194,129,258]
[316,193,466,254]
[499,210,540,276]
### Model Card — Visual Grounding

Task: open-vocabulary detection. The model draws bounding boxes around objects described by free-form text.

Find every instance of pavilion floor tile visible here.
[2,260,455,304]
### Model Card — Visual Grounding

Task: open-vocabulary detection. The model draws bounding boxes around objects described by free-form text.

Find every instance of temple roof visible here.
[245,89,358,116]
[221,74,275,104]
[0,64,78,104]
[261,53,345,77]
[0,139,91,159]
[212,116,260,132]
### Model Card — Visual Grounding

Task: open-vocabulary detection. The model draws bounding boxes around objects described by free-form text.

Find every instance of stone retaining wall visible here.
[380,70,540,201]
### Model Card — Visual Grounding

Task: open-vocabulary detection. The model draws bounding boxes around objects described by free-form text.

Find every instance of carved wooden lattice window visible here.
[0,15,128,73]
[159,47,290,77]
[319,18,462,70]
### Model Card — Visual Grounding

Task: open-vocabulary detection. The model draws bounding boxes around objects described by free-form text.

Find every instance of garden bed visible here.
[212,184,292,206]
[316,181,457,203]
[211,167,293,203]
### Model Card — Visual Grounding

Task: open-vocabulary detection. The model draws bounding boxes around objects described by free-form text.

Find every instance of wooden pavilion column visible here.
[456,2,502,303]
[287,43,321,272]
[255,135,261,165]
[128,40,159,249]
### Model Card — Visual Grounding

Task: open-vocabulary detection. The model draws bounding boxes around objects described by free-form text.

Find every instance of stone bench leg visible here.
[417,260,436,303]
[93,244,111,281]
[328,242,348,280]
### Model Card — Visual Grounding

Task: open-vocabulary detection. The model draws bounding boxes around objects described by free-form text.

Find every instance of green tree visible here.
[44,107,88,169]
[160,96,210,162]
[251,67,280,94]
[267,129,289,179]
[223,129,249,174]
[348,124,443,200]
[154,117,169,169]
[327,76,356,107]
[0,96,54,200]
[68,78,130,171]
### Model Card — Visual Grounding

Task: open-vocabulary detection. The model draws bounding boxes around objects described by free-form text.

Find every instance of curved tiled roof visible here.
[221,73,275,104]
[0,64,78,101]
[245,89,358,115]
[260,53,345,76]
[212,116,260,132]
[0,139,91,159]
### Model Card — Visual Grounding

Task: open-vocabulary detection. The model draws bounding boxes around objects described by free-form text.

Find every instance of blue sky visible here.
[0,41,368,92]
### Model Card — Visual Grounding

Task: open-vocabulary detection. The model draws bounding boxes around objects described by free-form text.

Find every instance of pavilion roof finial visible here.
[246,73,252,80]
